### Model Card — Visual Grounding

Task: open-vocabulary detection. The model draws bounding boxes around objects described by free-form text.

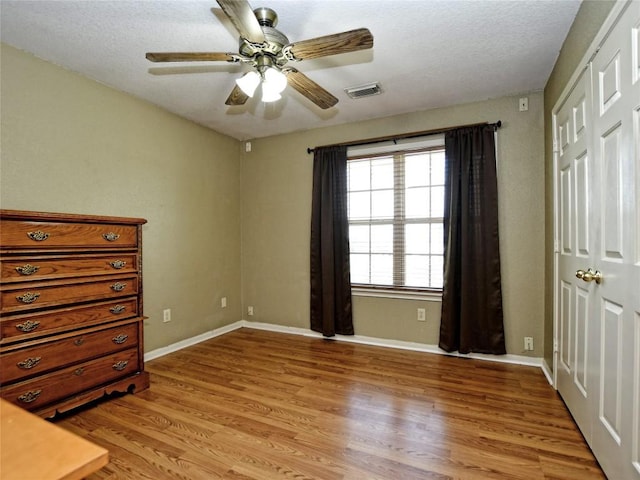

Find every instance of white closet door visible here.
[555,2,640,478]
[554,67,594,443]
[588,2,640,478]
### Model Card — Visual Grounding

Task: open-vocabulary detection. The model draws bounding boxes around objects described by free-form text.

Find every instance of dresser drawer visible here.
[1,275,138,314]
[1,297,138,343]
[1,322,139,383]
[1,253,138,283]
[0,220,137,250]
[1,349,139,411]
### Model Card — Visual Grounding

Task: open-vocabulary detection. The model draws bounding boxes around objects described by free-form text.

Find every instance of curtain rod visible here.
[306,120,501,154]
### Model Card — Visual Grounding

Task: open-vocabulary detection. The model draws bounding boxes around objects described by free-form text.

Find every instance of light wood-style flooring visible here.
[56,328,605,479]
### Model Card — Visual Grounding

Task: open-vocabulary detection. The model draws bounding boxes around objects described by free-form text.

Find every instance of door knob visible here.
[575,268,603,284]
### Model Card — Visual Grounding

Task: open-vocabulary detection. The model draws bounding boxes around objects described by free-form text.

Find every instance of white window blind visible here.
[347,135,445,290]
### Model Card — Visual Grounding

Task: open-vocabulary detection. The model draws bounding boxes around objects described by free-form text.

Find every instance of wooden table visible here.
[0,399,108,479]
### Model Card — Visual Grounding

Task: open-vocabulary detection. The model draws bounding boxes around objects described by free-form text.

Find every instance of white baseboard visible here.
[541,358,555,387]
[144,321,243,362]
[145,319,544,370]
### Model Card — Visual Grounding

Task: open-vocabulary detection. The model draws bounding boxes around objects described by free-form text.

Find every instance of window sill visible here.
[351,286,442,301]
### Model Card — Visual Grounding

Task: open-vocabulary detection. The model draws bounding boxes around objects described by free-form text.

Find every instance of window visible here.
[347,143,445,291]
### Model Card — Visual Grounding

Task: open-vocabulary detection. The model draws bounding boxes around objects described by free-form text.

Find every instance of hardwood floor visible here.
[55,328,605,479]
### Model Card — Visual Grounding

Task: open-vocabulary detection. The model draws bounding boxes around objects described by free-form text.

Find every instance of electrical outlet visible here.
[248,306,254,316]
[524,336,534,351]
[163,309,171,323]
[221,297,227,308]
[417,308,426,321]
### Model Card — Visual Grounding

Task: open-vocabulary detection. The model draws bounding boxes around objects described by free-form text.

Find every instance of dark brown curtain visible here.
[439,125,506,354]
[310,145,354,337]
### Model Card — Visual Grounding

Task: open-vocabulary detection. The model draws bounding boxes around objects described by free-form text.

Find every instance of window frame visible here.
[347,139,445,299]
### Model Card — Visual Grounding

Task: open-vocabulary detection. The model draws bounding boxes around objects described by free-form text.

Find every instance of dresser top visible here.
[0,209,147,225]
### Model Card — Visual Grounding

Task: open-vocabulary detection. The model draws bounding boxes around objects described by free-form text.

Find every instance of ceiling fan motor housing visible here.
[254,7,277,27]
[239,8,289,58]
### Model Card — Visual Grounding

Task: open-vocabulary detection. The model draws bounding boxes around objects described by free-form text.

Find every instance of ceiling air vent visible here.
[344,82,382,99]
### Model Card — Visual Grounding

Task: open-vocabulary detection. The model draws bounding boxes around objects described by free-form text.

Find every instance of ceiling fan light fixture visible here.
[264,67,287,94]
[261,86,282,103]
[236,71,261,97]
[261,67,287,102]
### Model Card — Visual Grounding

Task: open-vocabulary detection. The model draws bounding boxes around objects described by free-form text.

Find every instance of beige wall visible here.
[0,44,242,351]
[542,1,616,367]
[2,41,549,358]
[242,93,546,356]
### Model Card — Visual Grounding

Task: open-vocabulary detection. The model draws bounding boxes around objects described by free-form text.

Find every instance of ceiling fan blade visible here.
[216,0,265,44]
[286,28,373,61]
[146,52,235,63]
[285,68,338,109]
[225,84,249,106]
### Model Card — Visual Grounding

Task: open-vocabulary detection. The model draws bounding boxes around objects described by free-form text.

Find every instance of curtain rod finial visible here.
[307,148,314,154]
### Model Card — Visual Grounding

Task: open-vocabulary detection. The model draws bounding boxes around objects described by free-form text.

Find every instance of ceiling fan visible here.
[145,0,374,109]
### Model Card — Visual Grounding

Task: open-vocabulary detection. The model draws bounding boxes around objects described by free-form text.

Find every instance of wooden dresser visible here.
[0,209,149,418]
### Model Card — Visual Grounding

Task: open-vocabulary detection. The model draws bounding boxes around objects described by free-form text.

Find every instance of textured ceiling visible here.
[0,0,581,141]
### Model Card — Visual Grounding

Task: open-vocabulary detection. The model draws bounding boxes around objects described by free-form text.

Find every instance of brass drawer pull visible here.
[102,232,120,242]
[73,367,85,376]
[15,320,40,332]
[15,264,40,276]
[26,231,49,242]
[110,260,127,269]
[110,282,127,292]
[112,360,128,371]
[17,357,42,369]
[18,390,42,403]
[16,292,40,304]
[110,305,126,314]
[112,334,129,345]
[74,338,85,346]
